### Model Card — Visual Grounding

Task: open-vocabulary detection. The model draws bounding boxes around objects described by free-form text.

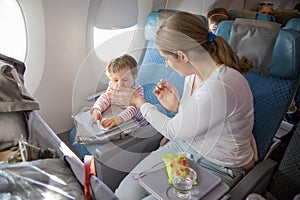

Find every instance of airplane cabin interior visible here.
[0,0,300,199]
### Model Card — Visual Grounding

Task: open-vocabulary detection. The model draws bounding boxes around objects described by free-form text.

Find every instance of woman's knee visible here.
[115,173,148,200]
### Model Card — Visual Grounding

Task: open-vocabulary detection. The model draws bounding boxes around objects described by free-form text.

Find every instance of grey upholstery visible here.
[229,18,281,75]
[268,124,300,200]
[0,54,116,200]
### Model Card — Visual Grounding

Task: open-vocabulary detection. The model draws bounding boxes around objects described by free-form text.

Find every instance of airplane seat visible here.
[267,123,300,200]
[214,11,276,42]
[214,16,279,43]
[229,10,276,22]
[137,9,200,118]
[153,8,208,27]
[137,10,185,118]
[282,17,300,126]
[139,9,208,105]
[215,18,300,199]
[214,20,234,42]
[284,17,300,32]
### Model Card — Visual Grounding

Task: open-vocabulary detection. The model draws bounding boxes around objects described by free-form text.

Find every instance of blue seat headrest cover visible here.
[214,20,234,43]
[270,29,300,79]
[284,18,300,32]
[144,9,208,42]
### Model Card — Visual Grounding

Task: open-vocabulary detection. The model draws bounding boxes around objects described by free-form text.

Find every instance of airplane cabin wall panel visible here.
[152,0,245,18]
[40,0,90,134]
[20,0,91,134]
[19,0,46,96]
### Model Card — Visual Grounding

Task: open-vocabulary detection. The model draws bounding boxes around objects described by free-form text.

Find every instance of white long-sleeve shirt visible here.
[140,65,254,168]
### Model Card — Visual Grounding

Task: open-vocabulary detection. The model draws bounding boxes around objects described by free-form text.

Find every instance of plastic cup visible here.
[172,166,197,199]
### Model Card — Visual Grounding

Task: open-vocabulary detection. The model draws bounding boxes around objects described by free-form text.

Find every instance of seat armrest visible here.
[228,158,277,200]
[90,175,118,200]
[264,137,281,160]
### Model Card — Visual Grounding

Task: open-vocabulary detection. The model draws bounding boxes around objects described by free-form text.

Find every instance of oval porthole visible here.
[0,0,27,62]
[93,25,136,62]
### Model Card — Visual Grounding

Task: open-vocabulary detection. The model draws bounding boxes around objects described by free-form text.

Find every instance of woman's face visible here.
[159,50,193,76]
[109,66,135,90]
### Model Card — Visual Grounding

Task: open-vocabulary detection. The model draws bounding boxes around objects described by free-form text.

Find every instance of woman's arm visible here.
[140,95,204,140]
[140,78,231,140]
[111,80,179,112]
[111,79,213,140]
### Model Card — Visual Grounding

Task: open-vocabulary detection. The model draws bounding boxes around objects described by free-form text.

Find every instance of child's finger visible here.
[101,119,110,127]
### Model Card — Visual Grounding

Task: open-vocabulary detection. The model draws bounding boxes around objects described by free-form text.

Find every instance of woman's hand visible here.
[111,88,146,109]
[153,80,179,114]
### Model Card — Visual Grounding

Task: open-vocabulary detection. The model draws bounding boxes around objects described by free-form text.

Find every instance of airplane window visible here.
[0,0,26,62]
[93,25,136,62]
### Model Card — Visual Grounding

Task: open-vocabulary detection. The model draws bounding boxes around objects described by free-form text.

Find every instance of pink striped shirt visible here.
[92,82,149,126]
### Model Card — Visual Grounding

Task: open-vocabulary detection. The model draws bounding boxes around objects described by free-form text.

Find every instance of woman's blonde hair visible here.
[155,11,252,73]
[106,54,138,78]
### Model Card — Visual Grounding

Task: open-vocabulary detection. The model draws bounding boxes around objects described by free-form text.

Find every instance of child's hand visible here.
[101,116,124,129]
[91,109,102,122]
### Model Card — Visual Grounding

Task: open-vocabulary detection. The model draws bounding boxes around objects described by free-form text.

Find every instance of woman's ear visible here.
[177,50,189,63]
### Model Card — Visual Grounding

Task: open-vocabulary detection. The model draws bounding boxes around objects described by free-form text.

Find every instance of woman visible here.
[113,11,256,199]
